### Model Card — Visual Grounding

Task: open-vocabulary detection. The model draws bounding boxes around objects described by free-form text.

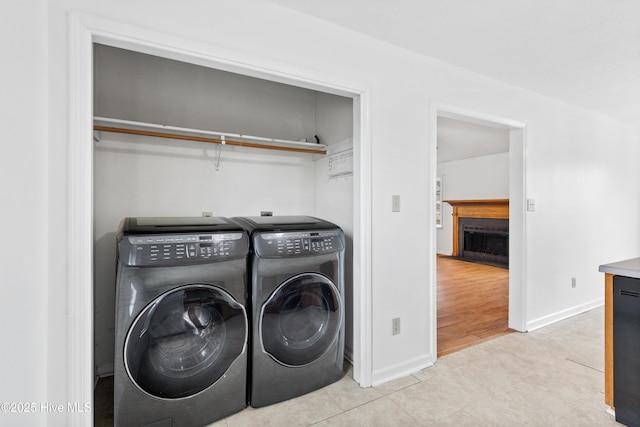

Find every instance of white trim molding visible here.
[67,14,95,427]
[430,102,528,360]
[67,11,374,425]
[526,299,604,332]
[371,354,435,387]
[352,92,373,387]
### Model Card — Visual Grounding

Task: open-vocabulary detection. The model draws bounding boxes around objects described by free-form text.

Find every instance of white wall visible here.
[314,142,354,357]
[315,92,354,146]
[0,1,48,426]
[314,92,355,357]
[3,1,639,424]
[95,44,321,142]
[436,152,510,255]
[523,109,640,329]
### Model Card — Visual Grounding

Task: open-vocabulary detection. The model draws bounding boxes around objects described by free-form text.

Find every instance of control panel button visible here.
[124,232,247,265]
[187,243,198,258]
[255,229,344,258]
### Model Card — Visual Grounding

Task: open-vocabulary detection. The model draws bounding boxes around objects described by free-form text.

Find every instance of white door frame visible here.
[68,12,373,426]
[429,103,527,357]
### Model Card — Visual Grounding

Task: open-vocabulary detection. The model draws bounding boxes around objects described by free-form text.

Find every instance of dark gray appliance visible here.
[232,216,345,408]
[614,275,640,427]
[114,217,249,426]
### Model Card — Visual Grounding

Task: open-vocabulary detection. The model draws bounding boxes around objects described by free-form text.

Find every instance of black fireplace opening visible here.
[459,217,509,268]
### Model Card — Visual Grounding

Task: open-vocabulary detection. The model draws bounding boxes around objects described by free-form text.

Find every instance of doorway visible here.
[431,106,527,358]
[68,14,373,424]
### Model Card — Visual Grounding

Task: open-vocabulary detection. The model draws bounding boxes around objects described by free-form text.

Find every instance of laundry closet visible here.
[92,44,355,379]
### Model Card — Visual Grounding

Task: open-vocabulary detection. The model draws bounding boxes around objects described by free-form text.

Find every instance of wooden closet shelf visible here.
[93,117,328,155]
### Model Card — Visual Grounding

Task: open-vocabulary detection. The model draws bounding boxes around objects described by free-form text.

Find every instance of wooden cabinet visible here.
[604,273,614,408]
[599,257,640,410]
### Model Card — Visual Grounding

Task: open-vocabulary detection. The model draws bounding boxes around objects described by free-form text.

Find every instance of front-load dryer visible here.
[232,215,345,408]
[114,217,249,426]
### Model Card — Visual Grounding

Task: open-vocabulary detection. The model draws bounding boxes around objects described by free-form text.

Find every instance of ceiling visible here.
[268,0,640,126]
[437,117,510,163]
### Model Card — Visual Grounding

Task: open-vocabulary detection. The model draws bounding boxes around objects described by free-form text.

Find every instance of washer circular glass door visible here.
[124,284,246,399]
[260,273,342,366]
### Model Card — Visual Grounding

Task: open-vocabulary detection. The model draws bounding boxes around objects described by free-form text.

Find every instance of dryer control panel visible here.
[119,232,249,266]
[254,229,344,258]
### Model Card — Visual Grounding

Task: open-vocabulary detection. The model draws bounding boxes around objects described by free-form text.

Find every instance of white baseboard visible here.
[526,298,604,332]
[371,353,435,387]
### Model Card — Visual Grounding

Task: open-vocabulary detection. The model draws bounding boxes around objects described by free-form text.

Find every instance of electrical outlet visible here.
[527,199,536,212]
[572,277,577,288]
[392,317,401,335]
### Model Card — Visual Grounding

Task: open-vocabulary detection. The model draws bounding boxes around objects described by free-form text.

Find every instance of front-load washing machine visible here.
[114,217,249,426]
[231,215,345,407]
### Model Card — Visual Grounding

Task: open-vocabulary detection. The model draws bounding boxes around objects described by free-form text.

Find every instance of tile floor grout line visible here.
[308,393,415,426]
[565,357,605,374]
[384,393,422,426]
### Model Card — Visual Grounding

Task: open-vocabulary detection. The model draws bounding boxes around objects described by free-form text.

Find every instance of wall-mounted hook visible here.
[214,135,225,171]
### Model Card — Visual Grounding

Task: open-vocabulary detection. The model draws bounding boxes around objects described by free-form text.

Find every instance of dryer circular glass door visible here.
[124,284,246,399]
[260,273,342,366]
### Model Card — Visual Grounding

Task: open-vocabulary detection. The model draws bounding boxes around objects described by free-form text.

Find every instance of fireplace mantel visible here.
[444,199,509,256]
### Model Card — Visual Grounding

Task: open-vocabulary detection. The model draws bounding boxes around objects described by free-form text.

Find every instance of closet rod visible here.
[94,125,326,154]
[92,117,327,155]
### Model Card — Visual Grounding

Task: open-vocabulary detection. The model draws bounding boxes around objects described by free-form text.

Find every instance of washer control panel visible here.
[254,229,344,258]
[120,232,248,266]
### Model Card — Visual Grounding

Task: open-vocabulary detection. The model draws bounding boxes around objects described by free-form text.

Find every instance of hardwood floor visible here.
[437,255,512,357]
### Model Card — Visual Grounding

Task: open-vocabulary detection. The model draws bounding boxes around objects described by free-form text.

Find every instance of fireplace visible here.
[444,199,509,268]
[459,217,509,267]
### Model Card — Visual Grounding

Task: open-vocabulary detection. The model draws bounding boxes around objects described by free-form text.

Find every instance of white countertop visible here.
[599,257,640,279]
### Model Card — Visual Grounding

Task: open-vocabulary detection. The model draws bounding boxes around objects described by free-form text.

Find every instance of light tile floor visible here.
[209,307,621,426]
